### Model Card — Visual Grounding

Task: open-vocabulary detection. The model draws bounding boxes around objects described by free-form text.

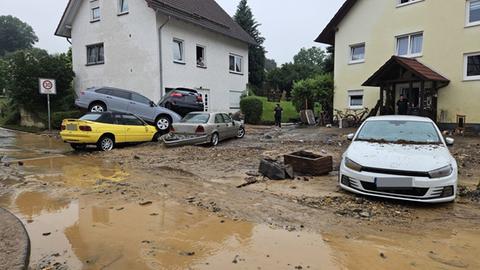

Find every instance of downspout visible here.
[158,15,171,101]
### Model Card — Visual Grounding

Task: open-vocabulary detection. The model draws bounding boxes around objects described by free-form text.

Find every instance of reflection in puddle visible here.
[10,193,337,270]
[21,156,129,187]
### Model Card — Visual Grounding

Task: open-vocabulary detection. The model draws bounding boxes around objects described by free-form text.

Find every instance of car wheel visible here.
[152,132,162,142]
[155,115,171,132]
[89,102,107,113]
[210,132,219,147]
[236,127,245,139]
[70,143,86,151]
[97,135,115,151]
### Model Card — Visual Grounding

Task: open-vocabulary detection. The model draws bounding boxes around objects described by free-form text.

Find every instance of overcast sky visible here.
[0,0,344,64]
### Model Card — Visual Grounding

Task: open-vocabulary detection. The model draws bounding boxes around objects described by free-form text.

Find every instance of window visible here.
[132,93,151,105]
[222,114,233,123]
[396,33,423,57]
[215,114,225,123]
[467,0,480,26]
[90,0,100,22]
[173,39,184,63]
[119,114,144,126]
[118,0,129,14]
[349,43,365,63]
[87,43,104,65]
[196,46,206,68]
[348,90,364,108]
[229,54,243,74]
[397,0,423,7]
[110,89,131,100]
[229,91,242,109]
[464,52,480,80]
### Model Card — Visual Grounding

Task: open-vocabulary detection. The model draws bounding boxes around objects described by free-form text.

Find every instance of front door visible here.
[197,89,210,112]
[396,83,420,115]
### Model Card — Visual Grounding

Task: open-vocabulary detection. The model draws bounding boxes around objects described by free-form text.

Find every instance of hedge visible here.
[240,96,263,124]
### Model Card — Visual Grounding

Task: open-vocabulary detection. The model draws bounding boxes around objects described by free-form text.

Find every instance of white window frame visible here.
[348,90,364,109]
[349,43,366,64]
[90,0,100,22]
[173,38,185,64]
[118,0,129,15]
[396,0,424,8]
[464,52,480,81]
[196,45,206,68]
[395,32,423,58]
[466,0,480,27]
[229,54,243,74]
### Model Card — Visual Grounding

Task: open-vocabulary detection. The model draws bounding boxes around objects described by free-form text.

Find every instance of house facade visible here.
[55,0,254,113]
[316,0,480,130]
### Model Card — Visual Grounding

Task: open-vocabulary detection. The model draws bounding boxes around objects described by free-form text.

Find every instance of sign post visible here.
[39,78,57,131]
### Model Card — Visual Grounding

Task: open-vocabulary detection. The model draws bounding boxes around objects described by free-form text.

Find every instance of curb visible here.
[0,208,30,270]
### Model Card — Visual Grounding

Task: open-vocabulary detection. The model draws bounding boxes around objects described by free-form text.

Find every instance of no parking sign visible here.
[39,78,57,95]
[39,78,57,131]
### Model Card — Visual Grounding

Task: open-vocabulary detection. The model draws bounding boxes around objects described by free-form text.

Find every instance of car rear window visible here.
[80,114,113,124]
[356,120,441,144]
[182,113,210,124]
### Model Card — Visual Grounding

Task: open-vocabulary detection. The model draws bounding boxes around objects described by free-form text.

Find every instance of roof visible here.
[55,0,256,45]
[146,0,256,44]
[315,0,357,45]
[363,56,450,87]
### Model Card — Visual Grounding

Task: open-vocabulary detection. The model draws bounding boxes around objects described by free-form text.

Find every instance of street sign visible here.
[39,78,57,95]
[39,78,57,131]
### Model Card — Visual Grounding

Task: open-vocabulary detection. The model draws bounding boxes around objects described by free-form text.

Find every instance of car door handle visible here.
[106,96,112,99]
[129,102,135,104]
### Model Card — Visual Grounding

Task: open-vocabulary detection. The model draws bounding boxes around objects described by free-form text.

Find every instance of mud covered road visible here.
[1,126,480,270]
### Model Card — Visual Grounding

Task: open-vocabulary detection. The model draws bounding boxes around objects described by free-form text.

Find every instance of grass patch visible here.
[255,96,298,123]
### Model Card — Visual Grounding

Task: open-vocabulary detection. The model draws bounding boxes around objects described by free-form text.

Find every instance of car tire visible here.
[152,132,162,142]
[210,132,219,147]
[236,127,245,139]
[89,102,107,113]
[97,135,115,151]
[70,143,87,151]
[155,115,172,132]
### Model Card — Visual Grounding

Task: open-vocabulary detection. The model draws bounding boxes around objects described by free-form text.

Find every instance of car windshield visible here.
[356,120,441,144]
[182,113,210,124]
[80,113,113,124]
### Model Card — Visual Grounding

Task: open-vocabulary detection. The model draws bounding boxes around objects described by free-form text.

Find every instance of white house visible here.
[55,0,255,112]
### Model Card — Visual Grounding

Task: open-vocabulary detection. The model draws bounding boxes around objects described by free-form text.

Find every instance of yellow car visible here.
[60,112,160,151]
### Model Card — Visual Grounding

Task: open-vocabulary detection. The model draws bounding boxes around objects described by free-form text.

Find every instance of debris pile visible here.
[258,158,294,180]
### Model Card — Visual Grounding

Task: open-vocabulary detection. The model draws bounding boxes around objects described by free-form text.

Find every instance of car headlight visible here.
[345,157,363,172]
[429,165,453,178]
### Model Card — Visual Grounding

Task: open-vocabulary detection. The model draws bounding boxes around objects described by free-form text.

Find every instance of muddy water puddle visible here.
[1,191,339,270]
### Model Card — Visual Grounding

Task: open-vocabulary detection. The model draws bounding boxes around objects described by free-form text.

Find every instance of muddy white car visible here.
[340,116,457,203]
[164,112,245,147]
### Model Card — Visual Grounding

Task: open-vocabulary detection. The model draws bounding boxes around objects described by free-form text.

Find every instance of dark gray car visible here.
[75,87,182,132]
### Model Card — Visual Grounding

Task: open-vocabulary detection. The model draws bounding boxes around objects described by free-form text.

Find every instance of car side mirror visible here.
[347,133,355,141]
[445,137,454,146]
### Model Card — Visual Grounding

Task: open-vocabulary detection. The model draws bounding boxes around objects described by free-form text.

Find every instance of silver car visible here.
[164,112,245,147]
[75,87,182,132]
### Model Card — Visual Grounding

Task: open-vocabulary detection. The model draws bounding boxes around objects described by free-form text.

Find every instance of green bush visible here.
[52,110,83,129]
[240,96,263,124]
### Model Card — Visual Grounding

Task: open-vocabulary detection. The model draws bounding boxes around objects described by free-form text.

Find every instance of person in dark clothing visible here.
[397,95,409,115]
[274,104,283,128]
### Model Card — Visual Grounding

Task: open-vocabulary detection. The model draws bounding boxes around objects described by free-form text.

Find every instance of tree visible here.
[3,48,75,114]
[293,47,326,69]
[265,58,277,72]
[234,0,266,91]
[291,74,334,119]
[0,16,38,57]
[266,63,318,97]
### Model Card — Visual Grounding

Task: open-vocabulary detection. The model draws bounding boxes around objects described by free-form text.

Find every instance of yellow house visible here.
[316,0,480,130]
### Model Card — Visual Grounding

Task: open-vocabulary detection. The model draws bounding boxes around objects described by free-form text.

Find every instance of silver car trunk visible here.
[172,123,204,135]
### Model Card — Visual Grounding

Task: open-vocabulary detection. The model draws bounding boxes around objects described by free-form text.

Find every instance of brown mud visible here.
[1,126,480,269]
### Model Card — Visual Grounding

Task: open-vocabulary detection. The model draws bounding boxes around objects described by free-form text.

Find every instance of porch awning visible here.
[363,56,450,87]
